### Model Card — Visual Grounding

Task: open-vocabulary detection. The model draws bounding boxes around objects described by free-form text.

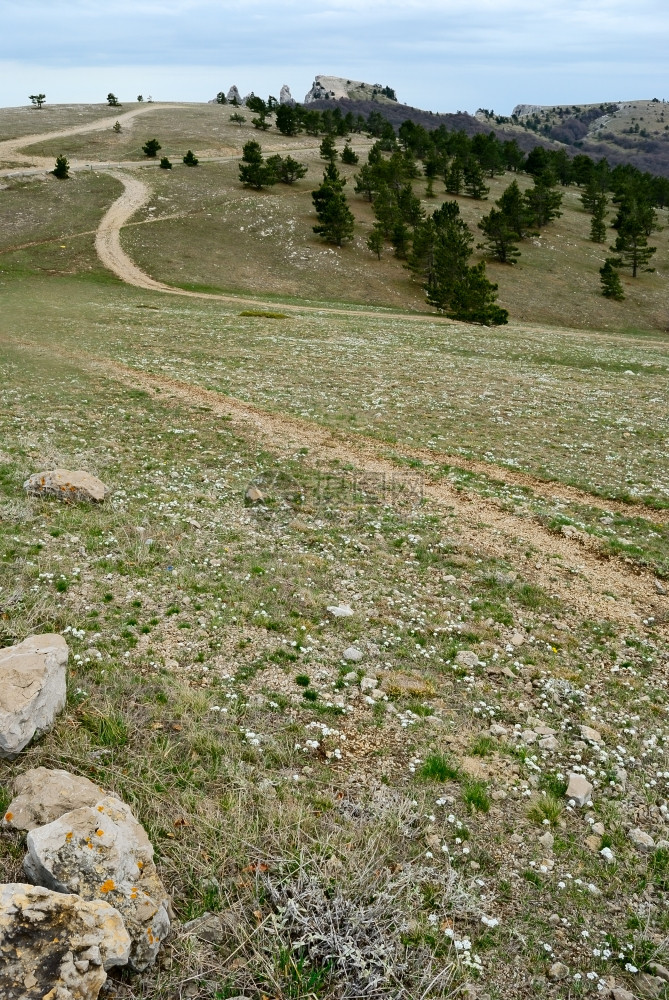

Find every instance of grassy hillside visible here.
[0,101,668,1000]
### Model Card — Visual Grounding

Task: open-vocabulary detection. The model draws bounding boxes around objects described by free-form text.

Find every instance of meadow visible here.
[0,101,668,1000]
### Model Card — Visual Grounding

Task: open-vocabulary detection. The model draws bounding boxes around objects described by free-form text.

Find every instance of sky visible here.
[1,0,668,114]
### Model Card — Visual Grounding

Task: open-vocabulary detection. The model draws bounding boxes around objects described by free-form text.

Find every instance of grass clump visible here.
[418,754,461,783]
[80,710,129,747]
[527,795,564,827]
[295,674,311,687]
[240,310,287,319]
[462,780,490,813]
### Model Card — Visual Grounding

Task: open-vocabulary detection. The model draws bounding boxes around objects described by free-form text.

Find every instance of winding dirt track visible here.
[3,108,668,628]
[90,359,669,633]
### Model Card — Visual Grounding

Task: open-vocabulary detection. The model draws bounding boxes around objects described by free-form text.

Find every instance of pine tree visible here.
[371,183,399,238]
[29,94,46,108]
[319,135,337,162]
[159,157,172,170]
[353,163,376,201]
[340,143,359,165]
[599,260,625,299]
[52,155,69,179]
[142,138,161,158]
[215,92,228,105]
[112,121,122,133]
[229,113,246,126]
[448,262,508,325]
[239,141,277,188]
[390,220,411,259]
[312,166,355,246]
[445,158,464,195]
[366,226,384,259]
[477,208,521,264]
[609,224,656,277]
[590,195,608,243]
[183,150,199,166]
[107,93,120,107]
[265,154,307,184]
[496,180,527,238]
[524,174,563,227]
[463,160,489,200]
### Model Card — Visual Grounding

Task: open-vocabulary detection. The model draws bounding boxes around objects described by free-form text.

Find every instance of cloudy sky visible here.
[1,0,668,113]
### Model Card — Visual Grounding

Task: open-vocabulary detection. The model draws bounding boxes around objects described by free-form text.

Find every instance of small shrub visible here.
[295,674,311,687]
[159,157,172,170]
[52,155,69,179]
[239,310,287,319]
[183,150,199,166]
[142,138,161,158]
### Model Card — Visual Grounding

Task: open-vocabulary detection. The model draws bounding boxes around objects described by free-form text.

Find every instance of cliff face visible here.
[304,76,397,105]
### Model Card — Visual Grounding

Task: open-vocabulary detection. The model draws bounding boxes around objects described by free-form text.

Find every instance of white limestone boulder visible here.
[24,795,170,971]
[3,767,112,832]
[0,634,68,758]
[0,882,130,999]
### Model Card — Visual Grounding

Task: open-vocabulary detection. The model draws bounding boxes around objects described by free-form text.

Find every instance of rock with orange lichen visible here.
[2,767,115,832]
[24,795,170,971]
[0,883,130,999]
[24,469,110,503]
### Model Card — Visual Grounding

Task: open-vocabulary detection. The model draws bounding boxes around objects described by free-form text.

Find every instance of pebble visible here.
[343,646,363,662]
[538,831,554,850]
[510,633,525,647]
[360,677,378,692]
[580,725,602,742]
[538,736,559,751]
[489,724,508,736]
[548,962,569,981]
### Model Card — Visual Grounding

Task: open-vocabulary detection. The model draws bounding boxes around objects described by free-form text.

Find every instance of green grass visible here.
[419,754,461,782]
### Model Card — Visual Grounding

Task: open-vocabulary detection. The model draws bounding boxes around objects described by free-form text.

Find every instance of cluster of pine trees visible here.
[231,99,668,320]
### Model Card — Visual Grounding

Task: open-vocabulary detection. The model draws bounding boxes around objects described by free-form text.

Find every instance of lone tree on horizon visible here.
[29,94,46,109]
[107,93,120,107]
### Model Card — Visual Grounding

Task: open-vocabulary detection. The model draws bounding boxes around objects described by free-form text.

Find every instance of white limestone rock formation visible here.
[0,634,68,758]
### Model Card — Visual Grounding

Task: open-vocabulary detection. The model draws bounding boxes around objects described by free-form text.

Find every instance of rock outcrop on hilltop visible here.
[304,75,397,105]
[280,84,294,105]
[227,85,243,105]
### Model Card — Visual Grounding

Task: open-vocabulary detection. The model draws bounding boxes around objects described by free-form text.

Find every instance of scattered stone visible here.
[521,729,538,744]
[654,580,667,595]
[548,962,570,981]
[342,671,357,682]
[592,822,605,836]
[489,723,508,737]
[637,972,665,997]
[24,469,109,503]
[495,571,517,586]
[327,604,354,618]
[580,725,602,742]
[611,988,636,1000]
[343,646,363,662]
[615,766,628,791]
[0,883,130,999]
[381,672,435,698]
[360,676,378,692]
[538,831,554,851]
[649,962,669,983]
[585,834,602,852]
[0,634,68,758]
[629,828,655,852]
[244,485,264,504]
[182,911,225,943]
[455,650,479,668]
[24,795,170,971]
[510,632,525,647]
[566,772,593,807]
[538,736,559,751]
[3,767,111,832]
